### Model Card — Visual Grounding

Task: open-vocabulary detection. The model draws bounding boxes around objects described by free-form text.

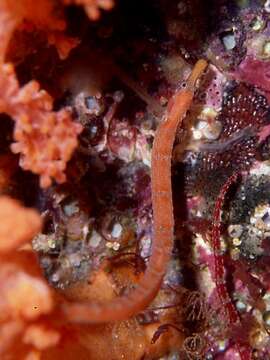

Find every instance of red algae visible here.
[238,56,270,93]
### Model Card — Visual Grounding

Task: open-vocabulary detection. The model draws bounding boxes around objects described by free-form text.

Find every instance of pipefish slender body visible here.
[62,59,208,323]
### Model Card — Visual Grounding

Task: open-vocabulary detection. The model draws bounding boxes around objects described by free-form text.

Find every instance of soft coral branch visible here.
[0,196,41,253]
[0,0,66,62]
[0,196,183,359]
[0,63,82,187]
[0,196,59,358]
[0,0,83,187]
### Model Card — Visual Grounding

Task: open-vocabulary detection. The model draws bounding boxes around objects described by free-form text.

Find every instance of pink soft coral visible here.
[0,63,82,188]
[0,0,66,61]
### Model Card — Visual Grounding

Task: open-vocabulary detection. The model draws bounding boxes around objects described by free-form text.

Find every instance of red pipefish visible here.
[61,59,208,323]
[212,173,252,359]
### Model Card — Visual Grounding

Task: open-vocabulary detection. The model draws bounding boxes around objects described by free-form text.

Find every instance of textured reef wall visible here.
[1,0,270,359]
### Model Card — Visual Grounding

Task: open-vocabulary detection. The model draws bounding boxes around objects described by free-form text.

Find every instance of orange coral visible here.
[0,0,116,188]
[0,0,83,187]
[0,196,182,359]
[1,0,112,60]
[0,251,62,359]
[0,197,59,358]
[0,63,82,188]
[0,196,41,253]
[0,0,66,62]
[63,0,114,20]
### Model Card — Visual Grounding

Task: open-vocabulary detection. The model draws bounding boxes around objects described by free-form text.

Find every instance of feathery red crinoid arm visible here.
[60,59,207,323]
[212,173,252,360]
[212,173,240,324]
